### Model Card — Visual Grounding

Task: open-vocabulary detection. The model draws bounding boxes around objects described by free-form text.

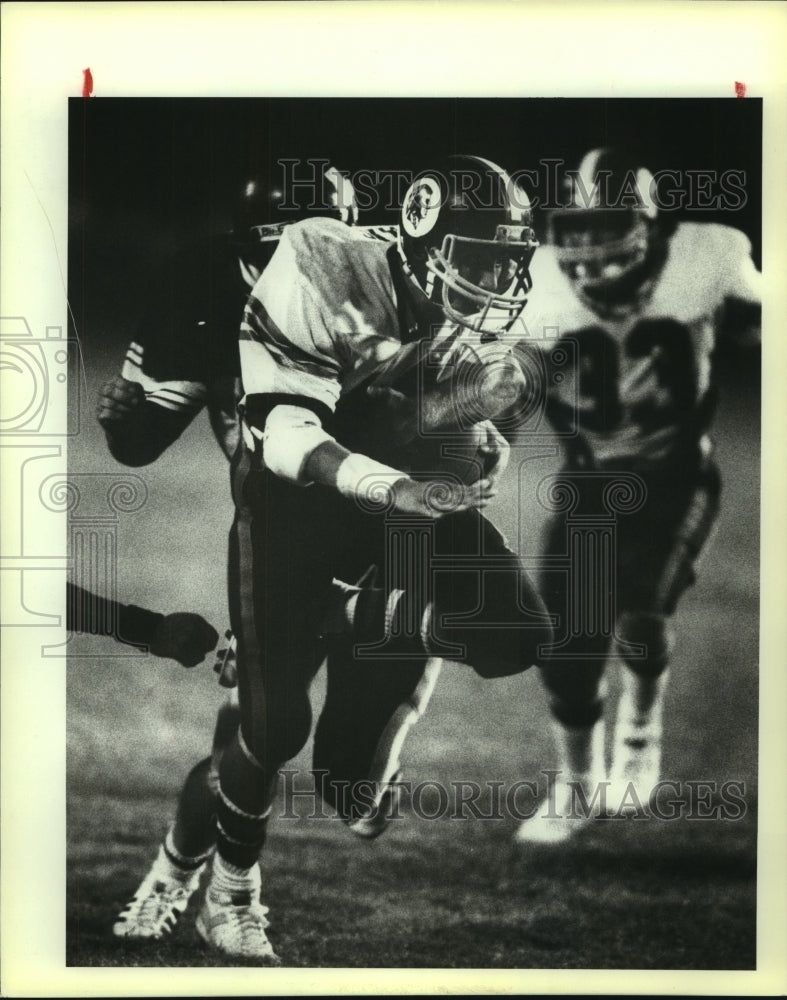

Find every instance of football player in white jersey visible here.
[98,163,363,942]
[514,147,761,844]
[197,155,553,962]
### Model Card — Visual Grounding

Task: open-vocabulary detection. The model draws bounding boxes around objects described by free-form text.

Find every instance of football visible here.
[333,378,498,486]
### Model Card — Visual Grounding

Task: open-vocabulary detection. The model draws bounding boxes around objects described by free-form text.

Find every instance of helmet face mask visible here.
[397,156,538,337]
[550,208,651,281]
[428,229,536,333]
[549,149,665,318]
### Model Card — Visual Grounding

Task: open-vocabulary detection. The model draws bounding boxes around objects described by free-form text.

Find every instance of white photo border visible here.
[1,1,786,996]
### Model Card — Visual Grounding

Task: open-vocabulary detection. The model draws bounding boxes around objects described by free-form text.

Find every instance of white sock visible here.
[210,853,261,896]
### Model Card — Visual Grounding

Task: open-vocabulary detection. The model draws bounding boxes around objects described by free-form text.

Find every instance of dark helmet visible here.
[396,155,538,336]
[229,158,358,258]
[548,147,667,317]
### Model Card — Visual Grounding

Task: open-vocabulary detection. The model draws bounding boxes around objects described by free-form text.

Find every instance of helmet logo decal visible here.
[402,176,441,237]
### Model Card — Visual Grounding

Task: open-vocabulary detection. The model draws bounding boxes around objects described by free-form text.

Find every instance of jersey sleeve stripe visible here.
[242,292,342,375]
[146,387,207,407]
[126,343,144,366]
[239,340,340,411]
[356,224,400,242]
[239,322,338,383]
[145,391,206,412]
[121,348,208,413]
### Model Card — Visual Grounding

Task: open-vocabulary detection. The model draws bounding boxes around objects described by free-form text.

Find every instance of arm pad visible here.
[260,404,335,485]
[258,404,405,497]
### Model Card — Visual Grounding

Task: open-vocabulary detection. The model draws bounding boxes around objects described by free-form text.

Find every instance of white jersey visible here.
[516,222,761,469]
[240,218,403,414]
[239,218,503,435]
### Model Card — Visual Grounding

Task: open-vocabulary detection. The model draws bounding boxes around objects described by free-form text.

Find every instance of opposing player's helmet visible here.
[548,147,666,317]
[397,155,538,336]
[230,158,358,255]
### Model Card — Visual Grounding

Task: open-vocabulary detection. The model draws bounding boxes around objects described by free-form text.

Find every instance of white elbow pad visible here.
[260,404,334,485]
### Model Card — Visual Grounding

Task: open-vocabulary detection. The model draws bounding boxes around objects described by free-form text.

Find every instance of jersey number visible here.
[551,319,698,433]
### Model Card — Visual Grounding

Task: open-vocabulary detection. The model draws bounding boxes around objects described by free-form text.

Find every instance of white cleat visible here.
[516,719,607,845]
[347,658,443,841]
[347,773,404,840]
[515,771,610,845]
[196,886,281,964]
[113,846,204,940]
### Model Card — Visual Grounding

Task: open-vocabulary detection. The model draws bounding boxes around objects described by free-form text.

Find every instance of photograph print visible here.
[64,95,761,971]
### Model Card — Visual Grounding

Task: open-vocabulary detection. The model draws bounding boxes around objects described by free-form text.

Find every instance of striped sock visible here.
[210,852,261,896]
[157,827,212,885]
[162,825,212,878]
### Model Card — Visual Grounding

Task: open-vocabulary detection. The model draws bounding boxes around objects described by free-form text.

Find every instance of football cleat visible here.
[345,657,443,840]
[515,772,610,845]
[346,771,404,841]
[112,846,205,940]
[196,886,281,964]
[516,719,607,845]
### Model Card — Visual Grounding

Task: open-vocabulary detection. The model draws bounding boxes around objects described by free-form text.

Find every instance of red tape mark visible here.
[735,81,746,99]
[82,68,93,98]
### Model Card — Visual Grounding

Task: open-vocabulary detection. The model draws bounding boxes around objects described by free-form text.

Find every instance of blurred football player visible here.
[98,162,361,942]
[514,147,761,844]
[196,155,552,962]
[99,161,359,466]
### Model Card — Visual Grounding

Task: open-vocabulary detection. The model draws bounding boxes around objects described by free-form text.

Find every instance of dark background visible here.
[68,97,762,343]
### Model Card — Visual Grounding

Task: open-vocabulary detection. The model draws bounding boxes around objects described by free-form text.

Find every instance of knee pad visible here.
[616,612,675,678]
[430,559,552,678]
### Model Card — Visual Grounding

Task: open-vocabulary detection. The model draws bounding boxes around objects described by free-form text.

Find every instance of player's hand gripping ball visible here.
[335,384,510,487]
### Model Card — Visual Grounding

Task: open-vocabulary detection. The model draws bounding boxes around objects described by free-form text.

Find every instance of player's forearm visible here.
[301,438,352,488]
[66,582,164,645]
[258,404,406,499]
[260,404,490,518]
[302,439,406,497]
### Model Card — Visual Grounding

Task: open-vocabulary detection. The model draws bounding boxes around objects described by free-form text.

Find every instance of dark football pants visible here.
[216,445,551,865]
[537,459,722,727]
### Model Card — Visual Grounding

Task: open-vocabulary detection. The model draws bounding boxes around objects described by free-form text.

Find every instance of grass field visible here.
[65,349,760,971]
